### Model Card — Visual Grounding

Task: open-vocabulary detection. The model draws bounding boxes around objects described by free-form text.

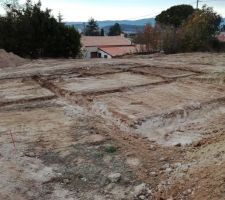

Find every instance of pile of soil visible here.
[0,49,26,68]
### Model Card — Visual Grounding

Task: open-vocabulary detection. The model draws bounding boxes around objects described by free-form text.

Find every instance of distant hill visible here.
[66,17,225,34]
[66,18,155,34]
[222,18,225,26]
[103,24,145,34]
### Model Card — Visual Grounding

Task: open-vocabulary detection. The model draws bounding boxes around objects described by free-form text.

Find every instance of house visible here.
[217,32,225,42]
[81,35,136,58]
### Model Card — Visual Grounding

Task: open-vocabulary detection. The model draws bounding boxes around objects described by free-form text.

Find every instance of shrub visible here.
[105,145,117,153]
[179,6,222,52]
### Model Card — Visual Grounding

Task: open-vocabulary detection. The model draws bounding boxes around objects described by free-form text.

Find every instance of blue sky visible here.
[1,0,225,21]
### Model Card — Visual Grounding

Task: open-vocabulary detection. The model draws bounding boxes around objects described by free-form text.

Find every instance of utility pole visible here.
[196,0,200,9]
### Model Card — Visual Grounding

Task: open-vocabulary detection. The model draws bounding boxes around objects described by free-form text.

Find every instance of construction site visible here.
[1,51,225,200]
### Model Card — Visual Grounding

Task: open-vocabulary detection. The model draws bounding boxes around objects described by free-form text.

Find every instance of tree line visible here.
[84,18,122,36]
[134,5,225,53]
[0,0,81,58]
[0,1,224,58]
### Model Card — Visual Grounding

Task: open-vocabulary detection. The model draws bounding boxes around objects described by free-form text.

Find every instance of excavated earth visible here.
[1,53,225,200]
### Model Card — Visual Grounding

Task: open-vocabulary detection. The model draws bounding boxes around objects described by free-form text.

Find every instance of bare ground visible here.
[0,53,225,200]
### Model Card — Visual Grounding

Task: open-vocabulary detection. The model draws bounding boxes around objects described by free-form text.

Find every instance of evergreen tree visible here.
[100,28,104,36]
[108,23,122,36]
[0,0,81,58]
[84,18,100,36]
[57,12,63,23]
[156,5,194,28]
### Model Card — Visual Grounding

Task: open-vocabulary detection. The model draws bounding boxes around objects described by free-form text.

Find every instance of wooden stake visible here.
[10,130,16,151]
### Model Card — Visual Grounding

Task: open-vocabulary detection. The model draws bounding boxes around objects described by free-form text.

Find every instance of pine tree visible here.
[84,18,100,36]
[100,28,104,36]
[108,23,122,36]
[57,12,63,23]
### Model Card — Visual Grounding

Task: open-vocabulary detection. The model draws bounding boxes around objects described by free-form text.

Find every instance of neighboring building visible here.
[81,35,136,58]
[217,32,225,42]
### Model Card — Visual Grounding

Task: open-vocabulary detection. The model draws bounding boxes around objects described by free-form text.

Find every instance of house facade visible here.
[81,36,136,59]
[217,32,225,42]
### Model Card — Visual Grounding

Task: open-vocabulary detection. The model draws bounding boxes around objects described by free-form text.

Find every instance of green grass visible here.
[93,152,104,159]
[104,146,117,153]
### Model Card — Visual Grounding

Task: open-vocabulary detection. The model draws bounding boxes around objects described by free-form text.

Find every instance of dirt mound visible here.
[0,49,26,68]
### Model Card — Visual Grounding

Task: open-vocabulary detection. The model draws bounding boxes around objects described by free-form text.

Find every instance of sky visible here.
[0,0,225,21]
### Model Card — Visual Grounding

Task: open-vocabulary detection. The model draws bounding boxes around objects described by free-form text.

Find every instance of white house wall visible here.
[83,47,98,59]
[83,47,112,59]
[98,49,112,59]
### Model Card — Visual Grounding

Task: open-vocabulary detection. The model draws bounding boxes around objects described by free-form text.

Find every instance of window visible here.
[104,55,108,58]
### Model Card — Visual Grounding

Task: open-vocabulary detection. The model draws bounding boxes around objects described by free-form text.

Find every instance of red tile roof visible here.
[99,46,136,57]
[82,36,132,47]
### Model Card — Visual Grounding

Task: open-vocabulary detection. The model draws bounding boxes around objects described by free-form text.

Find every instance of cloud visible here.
[1,0,224,21]
[40,0,159,21]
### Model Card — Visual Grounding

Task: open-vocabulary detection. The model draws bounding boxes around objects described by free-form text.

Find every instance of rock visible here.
[103,155,113,164]
[125,152,133,157]
[88,134,105,144]
[148,145,156,151]
[133,135,139,139]
[24,152,36,157]
[187,189,192,194]
[139,195,146,199]
[160,163,170,170]
[175,143,182,147]
[161,181,167,186]
[81,177,87,182]
[100,176,108,186]
[126,158,140,167]
[174,162,182,168]
[133,183,146,196]
[105,183,115,191]
[160,157,166,162]
[182,166,189,172]
[63,178,70,184]
[150,172,157,177]
[183,189,192,196]
[136,121,142,126]
[147,188,152,194]
[165,168,173,174]
[107,173,121,183]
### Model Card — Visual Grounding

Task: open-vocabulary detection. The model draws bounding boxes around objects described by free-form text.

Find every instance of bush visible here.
[105,145,117,153]
[179,6,222,52]
[134,23,161,53]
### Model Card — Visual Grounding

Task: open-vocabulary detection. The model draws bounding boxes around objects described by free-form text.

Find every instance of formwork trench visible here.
[85,77,224,145]
[32,67,225,147]
[1,54,225,200]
